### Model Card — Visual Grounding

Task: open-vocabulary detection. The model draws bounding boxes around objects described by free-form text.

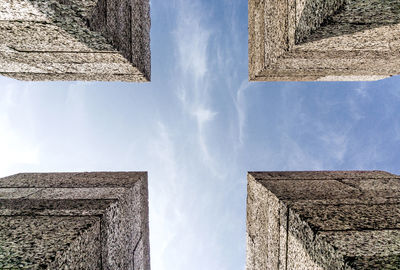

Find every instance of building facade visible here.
[0,172,150,269]
[247,171,400,269]
[249,0,400,81]
[0,0,150,82]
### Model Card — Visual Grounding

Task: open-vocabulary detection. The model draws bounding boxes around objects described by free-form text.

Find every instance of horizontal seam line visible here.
[319,228,400,232]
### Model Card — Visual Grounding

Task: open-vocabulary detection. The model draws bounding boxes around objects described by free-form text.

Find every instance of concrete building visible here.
[247,171,400,269]
[0,0,150,82]
[249,0,400,81]
[0,172,150,269]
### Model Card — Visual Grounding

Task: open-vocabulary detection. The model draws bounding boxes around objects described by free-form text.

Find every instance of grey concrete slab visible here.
[0,172,150,270]
[0,0,150,81]
[318,230,400,269]
[249,0,400,81]
[0,216,101,269]
[247,171,400,270]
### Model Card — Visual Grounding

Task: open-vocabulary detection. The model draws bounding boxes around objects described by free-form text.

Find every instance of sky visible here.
[1,0,400,269]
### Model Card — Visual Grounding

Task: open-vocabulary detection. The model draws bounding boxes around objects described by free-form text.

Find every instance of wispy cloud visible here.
[234,80,251,146]
[174,0,210,82]
[354,81,369,98]
[173,0,220,174]
[145,121,229,270]
[147,122,182,270]
[279,134,324,170]
[256,84,353,170]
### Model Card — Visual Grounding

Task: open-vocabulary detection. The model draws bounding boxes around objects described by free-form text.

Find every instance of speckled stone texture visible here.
[249,0,400,81]
[246,171,400,270]
[0,172,150,270]
[0,0,150,82]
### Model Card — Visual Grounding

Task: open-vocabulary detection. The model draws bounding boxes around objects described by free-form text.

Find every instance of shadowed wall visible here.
[0,172,150,270]
[249,0,400,81]
[247,171,400,270]
[0,0,150,81]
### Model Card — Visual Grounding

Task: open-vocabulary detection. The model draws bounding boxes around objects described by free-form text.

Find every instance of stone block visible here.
[0,172,150,270]
[249,0,400,81]
[0,0,150,82]
[246,171,400,270]
[318,230,400,269]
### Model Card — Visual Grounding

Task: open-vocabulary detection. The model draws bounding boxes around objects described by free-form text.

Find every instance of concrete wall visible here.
[295,0,345,43]
[0,172,150,270]
[246,171,400,270]
[0,216,101,269]
[0,0,150,81]
[249,0,400,81]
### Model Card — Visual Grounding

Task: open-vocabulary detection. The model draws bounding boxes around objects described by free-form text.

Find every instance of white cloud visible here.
[354,81,368,97]
[147,122,181,270]
[174,0,210,82]
[191,106,217,125]
[173,0,220,174]
[146,122,228,270]
[234,80,251,146]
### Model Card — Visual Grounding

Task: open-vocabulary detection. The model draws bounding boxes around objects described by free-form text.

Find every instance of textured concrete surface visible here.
[246,171,400,270]
[249,0,400,81]
[0,216,101,269]
[0,172,150,270]
[0,0,150,82]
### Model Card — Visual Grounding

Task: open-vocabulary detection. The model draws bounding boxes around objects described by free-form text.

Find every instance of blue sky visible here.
[1,0,400,269]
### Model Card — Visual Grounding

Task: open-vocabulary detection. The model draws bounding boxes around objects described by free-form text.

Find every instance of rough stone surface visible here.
[0,172,150,270]
[0,0,150,82]
[249,0,400,81]
[246,171,400,270]
[0,216,101,269]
